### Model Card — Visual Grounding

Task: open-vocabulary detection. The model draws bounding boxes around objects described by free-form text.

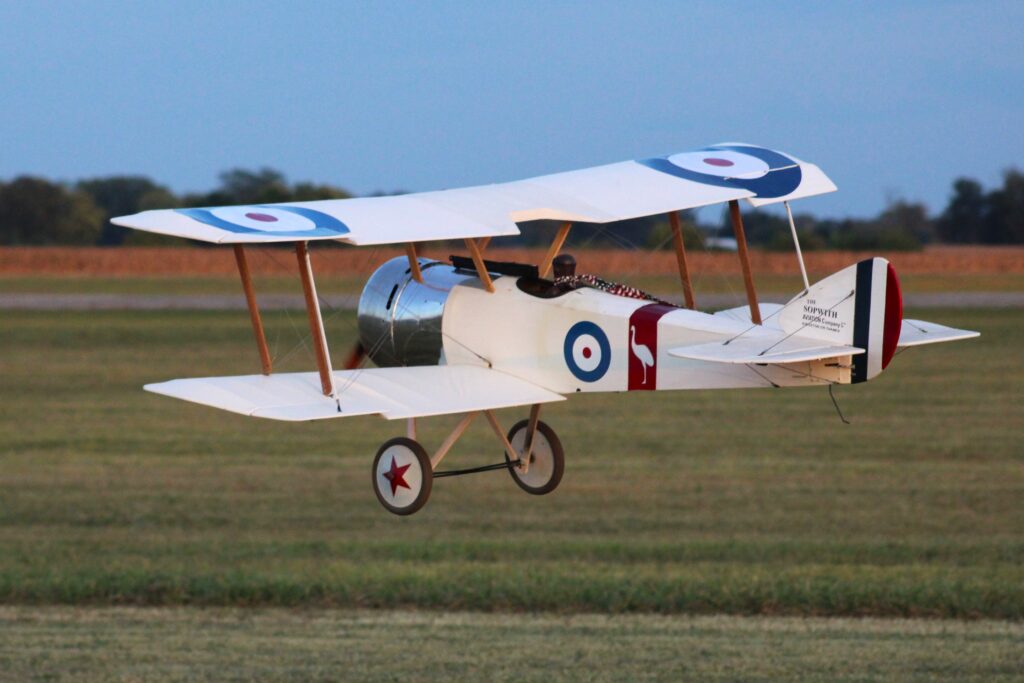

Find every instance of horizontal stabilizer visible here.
[668,335,863,365]
[898,319,979,348]
[145,365,564,422]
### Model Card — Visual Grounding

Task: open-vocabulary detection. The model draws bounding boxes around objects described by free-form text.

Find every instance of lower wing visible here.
[145,365,564,421]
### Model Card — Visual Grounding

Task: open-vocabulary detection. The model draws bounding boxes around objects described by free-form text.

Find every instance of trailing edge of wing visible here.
[144,365,565,422]
[668,336,864,365]
[111,142,835,246]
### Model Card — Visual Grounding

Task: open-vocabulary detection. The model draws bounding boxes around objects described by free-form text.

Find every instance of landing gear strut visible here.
[369,405,563,515]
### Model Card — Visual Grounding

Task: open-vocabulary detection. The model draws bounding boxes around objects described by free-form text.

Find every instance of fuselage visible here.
[357,257,847,395]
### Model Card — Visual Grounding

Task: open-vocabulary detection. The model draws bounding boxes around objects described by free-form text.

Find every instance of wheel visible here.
[372,437,433,515]
[505,419,564,495]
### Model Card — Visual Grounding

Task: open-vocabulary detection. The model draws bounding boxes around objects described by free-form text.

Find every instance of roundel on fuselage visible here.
[563,321,611,383]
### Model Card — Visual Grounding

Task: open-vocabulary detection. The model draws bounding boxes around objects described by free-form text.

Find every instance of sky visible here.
[1,1,1022,219]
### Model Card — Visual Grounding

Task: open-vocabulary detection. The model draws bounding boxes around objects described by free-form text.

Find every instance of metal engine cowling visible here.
[357,257,473,367]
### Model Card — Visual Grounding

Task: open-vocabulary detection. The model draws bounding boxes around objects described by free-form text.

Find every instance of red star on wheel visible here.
[383,456,412,496]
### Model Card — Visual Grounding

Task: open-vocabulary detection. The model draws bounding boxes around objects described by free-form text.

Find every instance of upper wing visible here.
[144,365,565,422]
[111,143,835,246]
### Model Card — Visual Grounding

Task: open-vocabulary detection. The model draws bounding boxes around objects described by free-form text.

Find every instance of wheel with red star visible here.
[505,420,564,495]
[372,437,433,516]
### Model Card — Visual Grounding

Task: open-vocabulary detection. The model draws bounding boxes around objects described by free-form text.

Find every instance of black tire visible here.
[372,437,433,515]
[505,419,564,495]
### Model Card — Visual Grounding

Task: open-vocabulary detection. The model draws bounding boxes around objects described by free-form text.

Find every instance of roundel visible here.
[176,205,349,238]
[563,321,611,383]
[638,145,803,199]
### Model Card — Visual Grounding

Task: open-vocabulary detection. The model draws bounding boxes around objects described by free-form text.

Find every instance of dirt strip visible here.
[3,245,1024,277]
[4,291,1021,311]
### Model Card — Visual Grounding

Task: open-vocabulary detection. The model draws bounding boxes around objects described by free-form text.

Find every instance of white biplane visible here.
[113,144,978,515]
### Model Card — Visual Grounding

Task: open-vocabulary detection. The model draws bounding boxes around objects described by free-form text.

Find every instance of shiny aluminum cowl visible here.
[357,257,473,367]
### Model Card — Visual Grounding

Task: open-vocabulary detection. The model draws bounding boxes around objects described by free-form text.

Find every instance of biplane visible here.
[113,143,978,515]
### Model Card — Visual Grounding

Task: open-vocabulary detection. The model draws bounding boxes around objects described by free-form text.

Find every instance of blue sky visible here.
[1,1,1021,218]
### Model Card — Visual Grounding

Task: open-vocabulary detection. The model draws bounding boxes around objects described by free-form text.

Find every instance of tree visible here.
[876,199,933,245]
[192,168,291,206]
[984,168,1024,244]
[719,209,789,247]
[645,211,704,250]
[77,175,178,245]
[0,176,104,245]
[937,178,986,243]
[291,182,351,201]
[183,168,352,208]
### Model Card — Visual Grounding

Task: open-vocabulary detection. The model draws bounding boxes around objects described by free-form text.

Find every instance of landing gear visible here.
[369,406,564,515]
[372,437,433,516]
[506,419,564,495]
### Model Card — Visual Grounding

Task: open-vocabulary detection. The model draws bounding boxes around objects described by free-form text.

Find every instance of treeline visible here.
[0,167,1021,249]
[700,168,1024,252]
[0,169,350,246]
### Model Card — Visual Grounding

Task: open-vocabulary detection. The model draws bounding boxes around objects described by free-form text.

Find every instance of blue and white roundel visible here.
[176,205,349,238]
[638,145,803,199]
[563,321,611,383]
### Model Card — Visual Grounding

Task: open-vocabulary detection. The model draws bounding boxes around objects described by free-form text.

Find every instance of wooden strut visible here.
[483,410,522,467]
[431,412,477,469]
[295,242,336,396]
[427,408,536,474]
[521,403,541,475]
[232,245,273,375]
[728,200,762,325]
[668,211,696,310]
[464,238,494,293]
[539,222,572,278]
[404,243,423,283]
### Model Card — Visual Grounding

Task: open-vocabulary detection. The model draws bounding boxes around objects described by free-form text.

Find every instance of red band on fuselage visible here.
[628,304,676,390]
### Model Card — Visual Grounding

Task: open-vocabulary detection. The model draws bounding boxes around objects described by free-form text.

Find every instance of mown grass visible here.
[0,307,1021,617]
[1,607,1021,682]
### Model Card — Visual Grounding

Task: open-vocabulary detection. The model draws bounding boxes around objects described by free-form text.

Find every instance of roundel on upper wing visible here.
[638,145,803,199]
[176,205,350,238]
[563,321,611,383]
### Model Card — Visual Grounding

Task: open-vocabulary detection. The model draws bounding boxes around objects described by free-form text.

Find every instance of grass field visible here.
[0,306,1021,620]
[1,303,1022,680]
[1,607,1021,682]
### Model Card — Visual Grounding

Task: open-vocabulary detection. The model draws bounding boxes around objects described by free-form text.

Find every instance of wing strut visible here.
[784,201,811,292]
[232,245,273,375]
[295,242,336,396]
[540,222,572,278]
[464,238,495,293]
[404,243,424,283]
[668,211,696,310]
[728,200,762,325]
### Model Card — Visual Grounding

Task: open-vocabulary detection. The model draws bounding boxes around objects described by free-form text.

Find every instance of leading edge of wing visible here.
[144,365,565,422]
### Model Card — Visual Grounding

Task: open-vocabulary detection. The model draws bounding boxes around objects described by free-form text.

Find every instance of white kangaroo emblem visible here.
[630,325,655,385]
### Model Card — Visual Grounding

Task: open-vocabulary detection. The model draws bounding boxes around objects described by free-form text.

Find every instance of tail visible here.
[778,257,903,384]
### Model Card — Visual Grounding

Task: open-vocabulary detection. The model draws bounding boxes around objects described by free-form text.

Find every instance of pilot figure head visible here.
[552,253,577,280]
